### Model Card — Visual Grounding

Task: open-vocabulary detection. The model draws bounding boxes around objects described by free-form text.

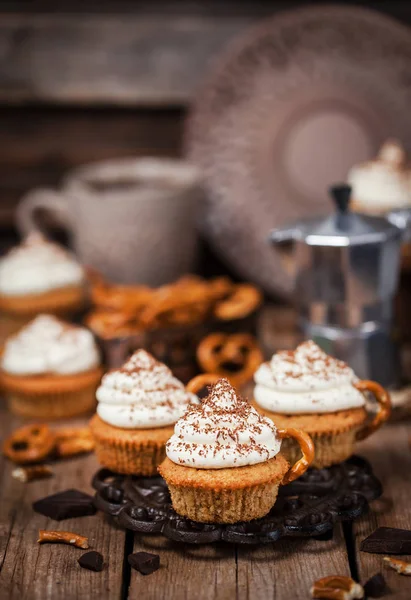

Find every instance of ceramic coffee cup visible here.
[17,158,201,285]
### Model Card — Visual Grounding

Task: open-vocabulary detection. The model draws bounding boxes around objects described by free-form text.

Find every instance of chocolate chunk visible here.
[33,489,96,521]
[78,551,104,572]
[363,573,387,597]
[360,527,411,554]
[128,552,160,575]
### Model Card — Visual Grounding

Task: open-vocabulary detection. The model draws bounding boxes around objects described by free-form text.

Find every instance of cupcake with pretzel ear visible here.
[159,378,314,524]
[90,349,199,476]
[253,341,391,469]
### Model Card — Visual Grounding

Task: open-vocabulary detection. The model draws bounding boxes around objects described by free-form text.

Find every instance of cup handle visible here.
[16,188,72,237]
[186,373,223,395]
[277,428,315,485]
[354,380,392,441]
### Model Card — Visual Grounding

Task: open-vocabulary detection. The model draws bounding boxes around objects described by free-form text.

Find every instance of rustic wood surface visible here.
[0,403,410,599]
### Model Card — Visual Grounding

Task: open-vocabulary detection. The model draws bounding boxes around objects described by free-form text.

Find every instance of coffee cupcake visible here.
[253,341,391,469]
[0,232,86,344]
[0,314,102,418]
[90,349,199,476]
[159,379,314,524]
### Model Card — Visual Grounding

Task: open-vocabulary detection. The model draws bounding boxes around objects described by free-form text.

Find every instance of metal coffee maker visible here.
[269,185,411,388]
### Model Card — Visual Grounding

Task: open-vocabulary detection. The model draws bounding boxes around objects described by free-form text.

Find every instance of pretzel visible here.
[54,426,95,458]
[311,575,364,599]
[38,530,89,549]
[91,280,153,313]
[196,333,263,387]
[383,556,411,575]
[139,283,211,329]
[3,424,56,465]
[214,283,262,321]
[86,309,142,338]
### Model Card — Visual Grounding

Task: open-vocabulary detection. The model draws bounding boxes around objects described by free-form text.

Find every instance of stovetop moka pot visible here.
[269,185,411,387]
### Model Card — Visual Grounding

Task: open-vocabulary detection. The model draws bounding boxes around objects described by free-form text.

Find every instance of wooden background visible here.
[1,1,411,254]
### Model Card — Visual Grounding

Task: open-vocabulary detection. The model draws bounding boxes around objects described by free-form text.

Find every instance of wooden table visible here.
[1,406,411,600]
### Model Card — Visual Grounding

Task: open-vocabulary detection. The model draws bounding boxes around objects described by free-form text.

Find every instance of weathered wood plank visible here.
[354,423,411,600]
[237,528,351,600]
[0,408,126,600]
[128,536,237,599]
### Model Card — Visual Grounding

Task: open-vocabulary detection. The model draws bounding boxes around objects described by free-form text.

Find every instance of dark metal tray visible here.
[92,455,382,545]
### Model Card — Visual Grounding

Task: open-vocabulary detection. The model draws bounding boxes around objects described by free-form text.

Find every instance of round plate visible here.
[185,6,411,297]
[93,455,382,545]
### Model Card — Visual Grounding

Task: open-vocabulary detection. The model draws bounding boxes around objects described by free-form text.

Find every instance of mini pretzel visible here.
[139,286,210,329]
[214,283,262,321]
[3,424,56,465]
[86,309,142,338]
[196,333,263,387]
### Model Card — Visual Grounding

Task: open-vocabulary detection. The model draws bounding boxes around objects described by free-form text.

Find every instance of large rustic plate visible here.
[185,5,411,297]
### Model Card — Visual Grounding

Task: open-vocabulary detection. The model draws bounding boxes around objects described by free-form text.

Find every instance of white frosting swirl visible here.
[166,379,281,469]
[254,341,365,415]
[96,350,198,429]
[0,232,84,296]
[1,314,100,376]
[348,140,411,213]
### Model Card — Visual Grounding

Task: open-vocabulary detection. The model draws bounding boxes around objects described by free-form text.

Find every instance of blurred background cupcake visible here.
[0,314,102,419]
[0,232,87,346]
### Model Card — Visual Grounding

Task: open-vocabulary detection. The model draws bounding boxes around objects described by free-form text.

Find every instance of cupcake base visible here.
[90,414,174,476]
[253,403,367,469]
[159,455,289,523]
[1,367,103,419]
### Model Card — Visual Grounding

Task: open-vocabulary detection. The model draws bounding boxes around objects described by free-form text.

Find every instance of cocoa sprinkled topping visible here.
[267,341,353,387]
[166,379,280,468]
[96,350,198,428]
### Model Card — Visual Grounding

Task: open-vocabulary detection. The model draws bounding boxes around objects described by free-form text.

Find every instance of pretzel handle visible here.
[354,380,391,441]
[277,428,314,485]
[186,373,223,395]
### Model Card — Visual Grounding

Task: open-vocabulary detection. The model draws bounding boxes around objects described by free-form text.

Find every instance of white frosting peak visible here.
[254,341,365,414]
[1,314,100,376]
[96,349,198,429]
[0,232,84,296]
[348,139,411,213]
[166,379,282,469]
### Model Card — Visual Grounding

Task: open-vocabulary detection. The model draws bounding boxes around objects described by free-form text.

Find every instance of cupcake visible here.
[348,139,411,215]
[90,349,199,476]
[159,378,314,524]
[0,232,86,344]
[0,314,102,418]
[253,341,391,469]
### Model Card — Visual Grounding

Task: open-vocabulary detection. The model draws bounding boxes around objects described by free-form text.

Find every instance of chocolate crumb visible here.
[78,551,104,572]
[363,573,387,598]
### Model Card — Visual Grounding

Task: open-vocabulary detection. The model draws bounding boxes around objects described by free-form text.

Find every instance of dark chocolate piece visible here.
[363,572,387,598]
[128,552,160,575]
[33,489,96,521]
[78,551,104,572]
[360,527,411,555]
